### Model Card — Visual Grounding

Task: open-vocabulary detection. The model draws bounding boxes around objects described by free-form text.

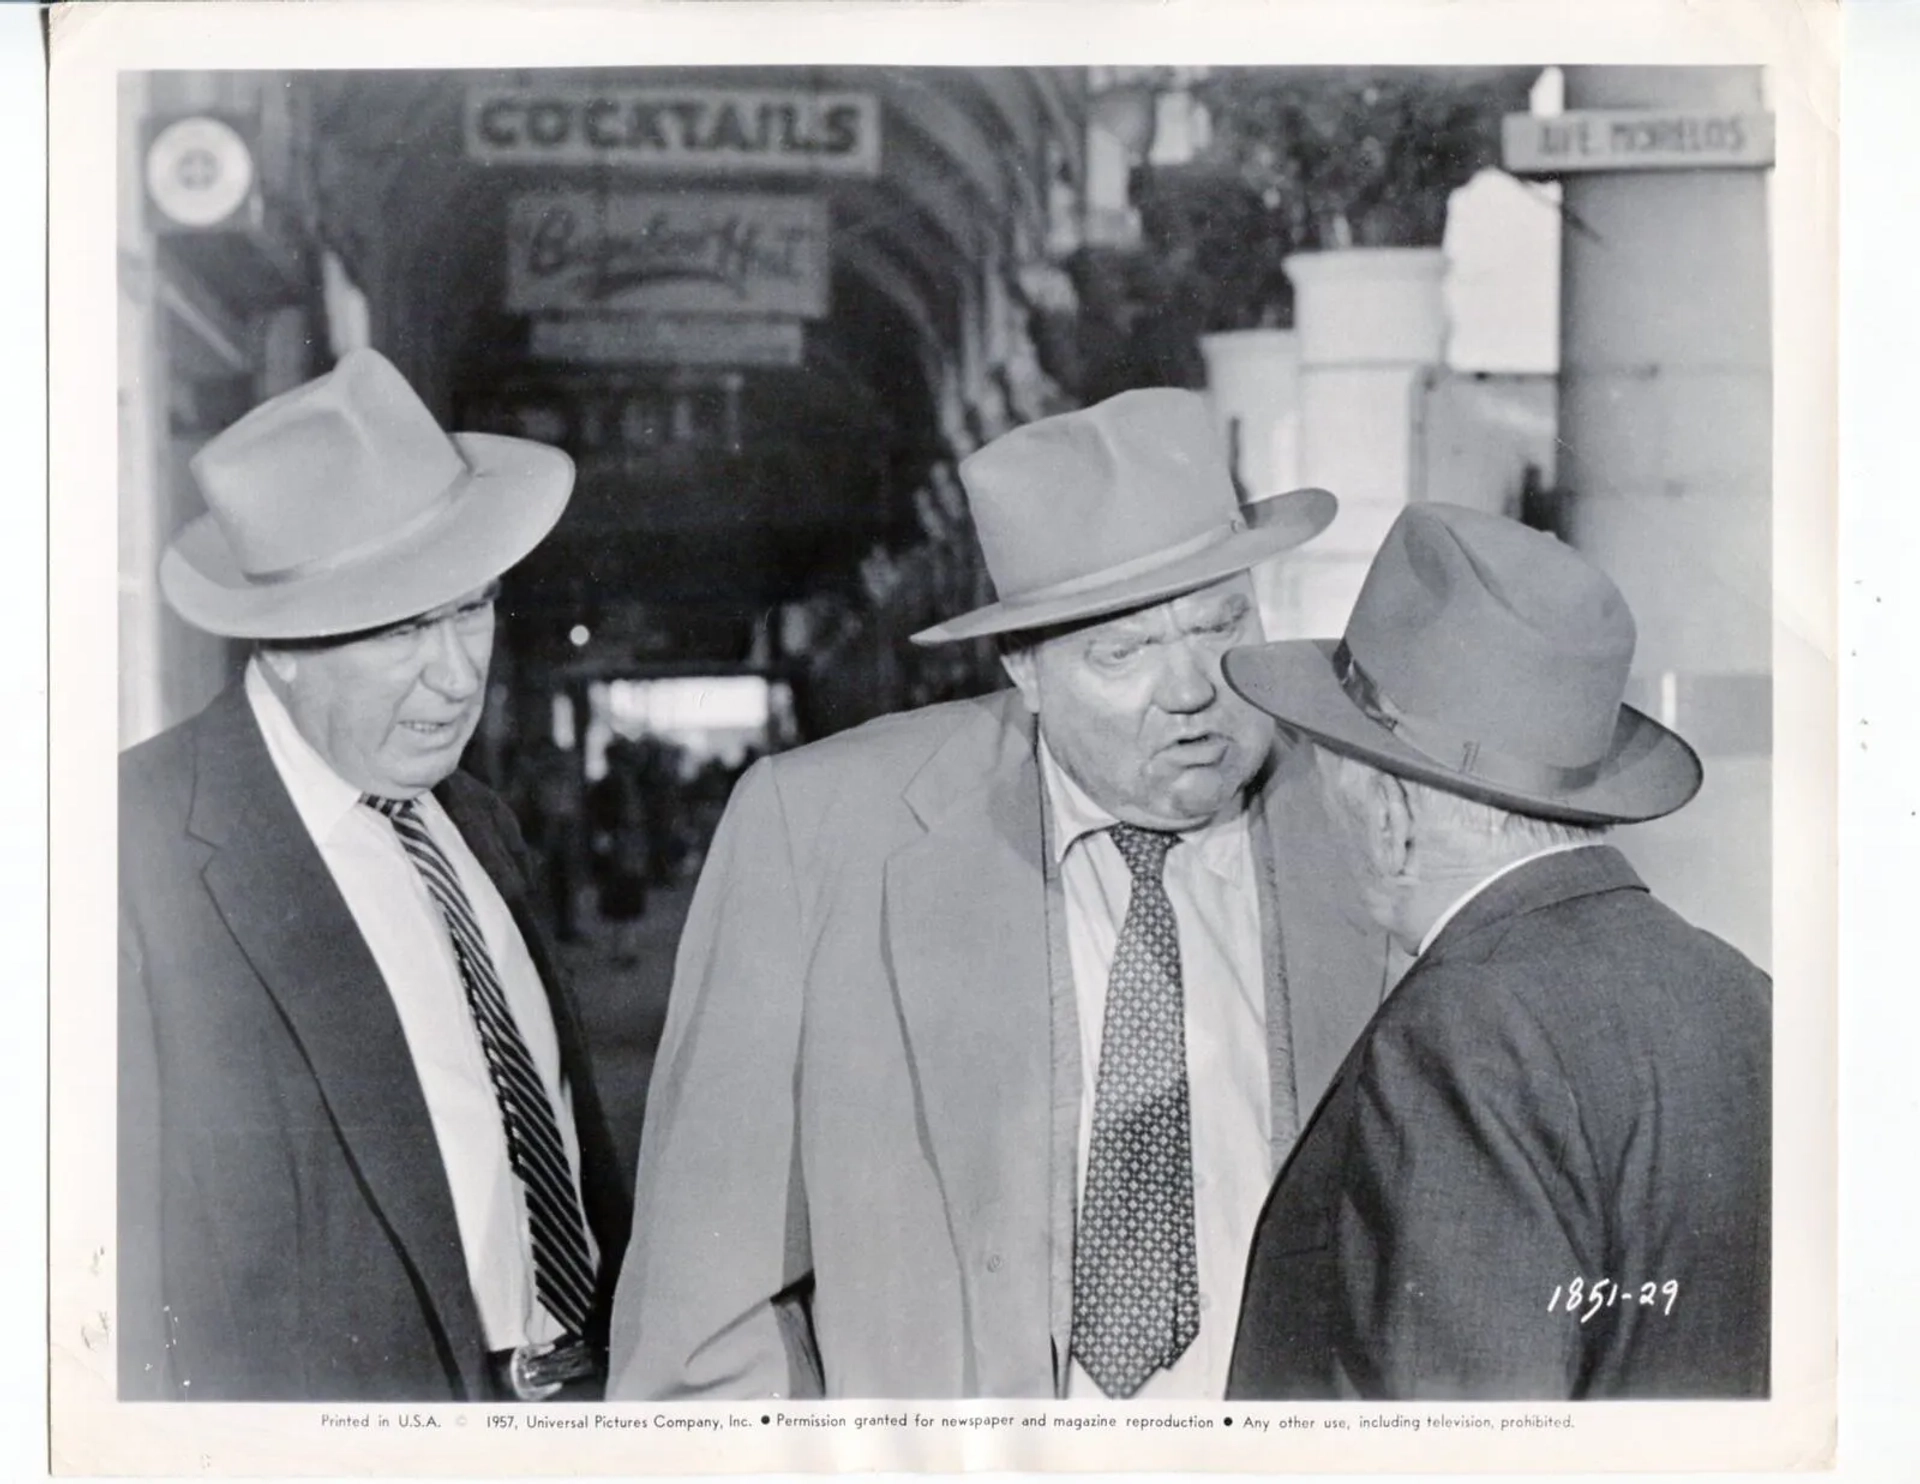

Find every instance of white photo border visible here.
[46,0,1840,1475]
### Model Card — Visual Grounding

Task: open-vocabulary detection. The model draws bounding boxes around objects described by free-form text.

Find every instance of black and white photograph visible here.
[47,1,1838,1474]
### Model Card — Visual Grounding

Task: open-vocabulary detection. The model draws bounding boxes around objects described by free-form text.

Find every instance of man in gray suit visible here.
[1222,503,1771,1400]
[609,390,1393,1400]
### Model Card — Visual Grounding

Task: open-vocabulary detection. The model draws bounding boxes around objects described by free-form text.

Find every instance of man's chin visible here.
[1147,777,1247,830]
[1173,756,1256,804]
[383,737,472,792]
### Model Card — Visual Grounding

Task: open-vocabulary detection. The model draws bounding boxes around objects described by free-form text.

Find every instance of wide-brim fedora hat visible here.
[910,388,1335,645]
[160,347,574,640]
[1221,503,1702,825]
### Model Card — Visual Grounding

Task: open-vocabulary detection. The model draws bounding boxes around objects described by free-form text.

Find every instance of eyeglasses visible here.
[355,583,500,662]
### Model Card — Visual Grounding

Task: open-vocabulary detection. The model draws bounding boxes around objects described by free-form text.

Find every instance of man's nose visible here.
[421,619,484,697]
[1157,641,1218,713]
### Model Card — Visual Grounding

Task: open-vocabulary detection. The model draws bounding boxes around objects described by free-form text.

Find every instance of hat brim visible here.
[910,487,1336,646]
[1221,639,1704,825]
[159,433,575,640]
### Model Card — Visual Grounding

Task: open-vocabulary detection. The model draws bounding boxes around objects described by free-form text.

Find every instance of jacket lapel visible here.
[883,696,1056,1395]
[188,687,490,1398]
[1254,739,1396,1167]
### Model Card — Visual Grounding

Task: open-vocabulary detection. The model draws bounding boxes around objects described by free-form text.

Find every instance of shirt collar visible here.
[1035,731,1248,883]
[1416,841,1600,958]
[245,655,375,846]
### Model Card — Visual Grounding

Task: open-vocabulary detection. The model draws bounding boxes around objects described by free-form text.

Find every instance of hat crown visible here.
[959,390,1241,604]
[187,348,470,579]
[1346,504,1636,769]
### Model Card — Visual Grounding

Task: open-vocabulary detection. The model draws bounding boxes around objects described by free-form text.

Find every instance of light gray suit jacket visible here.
[607,691,1392,1399]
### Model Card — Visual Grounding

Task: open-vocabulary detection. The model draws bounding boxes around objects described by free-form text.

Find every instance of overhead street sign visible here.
[505,191,830,319]
[146,116,255,229]
[1502,109,1774,175]
[468,85,881,178]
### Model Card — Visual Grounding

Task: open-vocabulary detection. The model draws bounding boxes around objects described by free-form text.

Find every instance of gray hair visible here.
[1324,750,1610,851]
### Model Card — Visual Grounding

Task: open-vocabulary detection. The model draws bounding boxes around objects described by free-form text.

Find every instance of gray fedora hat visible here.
[160,348,574,640]
[910,389,1335,645]
[1221,503,1702,825]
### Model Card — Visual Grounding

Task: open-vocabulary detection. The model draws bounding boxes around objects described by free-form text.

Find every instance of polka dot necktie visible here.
[365,794,598,1338]
[1071,823,1201,1398]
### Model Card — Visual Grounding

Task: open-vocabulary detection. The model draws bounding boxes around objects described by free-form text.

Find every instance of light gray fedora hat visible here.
[160,348,574,640]
[1221,503,1702,825]
[910,388,1336,645]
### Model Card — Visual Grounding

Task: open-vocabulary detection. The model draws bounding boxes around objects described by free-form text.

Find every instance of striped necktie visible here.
[365,794,598,1338]
[1071,823,1201,1397]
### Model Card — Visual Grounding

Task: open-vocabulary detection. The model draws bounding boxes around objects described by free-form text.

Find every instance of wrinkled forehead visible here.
[1063,573,1257,646]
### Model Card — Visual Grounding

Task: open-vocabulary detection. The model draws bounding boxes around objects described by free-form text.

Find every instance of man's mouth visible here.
[1164,733,1229,766]
[400,717,465,741]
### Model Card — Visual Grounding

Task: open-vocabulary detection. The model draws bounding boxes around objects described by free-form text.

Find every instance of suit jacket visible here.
[606,690,1393,1400]
[1227,845,1772,1401]
[117,682,632,1402]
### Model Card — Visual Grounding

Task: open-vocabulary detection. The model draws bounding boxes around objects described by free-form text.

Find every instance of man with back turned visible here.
[1220,503,1770,1400]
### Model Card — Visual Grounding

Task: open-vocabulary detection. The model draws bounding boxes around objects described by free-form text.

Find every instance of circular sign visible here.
[145,117,254,229]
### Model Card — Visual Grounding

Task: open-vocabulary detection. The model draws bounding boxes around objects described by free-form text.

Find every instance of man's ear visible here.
[1363,768,1416,880]
[999,645,1042,716]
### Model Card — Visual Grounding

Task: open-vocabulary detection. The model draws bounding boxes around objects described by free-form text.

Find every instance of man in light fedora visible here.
[608,389,1393,1400]
[1220,503,1771,1401]
[118,349,631,1402]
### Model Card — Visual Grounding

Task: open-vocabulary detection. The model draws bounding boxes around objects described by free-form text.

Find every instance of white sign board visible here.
[1502,109,1774,174]
[529,314,805,368]
[468,85,881,177]
[506,191,830,319]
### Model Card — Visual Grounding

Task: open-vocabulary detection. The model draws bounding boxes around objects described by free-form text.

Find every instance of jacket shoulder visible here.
[1400,880,1771,1090]
[763,692,1016,795]
[717,691,1022,864]
[1493,881,1769,998]
[119,707,209,833]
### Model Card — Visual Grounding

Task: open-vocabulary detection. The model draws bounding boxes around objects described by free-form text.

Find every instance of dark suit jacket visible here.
[1227,845,1771,1401]
[117,682,632,1401]
[608,690,1393,1399]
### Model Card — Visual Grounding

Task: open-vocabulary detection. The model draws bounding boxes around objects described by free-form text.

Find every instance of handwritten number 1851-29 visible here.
[1549,1278,1679,1323]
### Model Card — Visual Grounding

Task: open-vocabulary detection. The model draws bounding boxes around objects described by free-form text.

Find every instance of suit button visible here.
[986,1253,1003,1273]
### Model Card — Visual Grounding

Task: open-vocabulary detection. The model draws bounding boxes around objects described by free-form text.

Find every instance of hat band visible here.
[1009,516,1247,603]
[1334,642,1606,797]
[241,468,469,588]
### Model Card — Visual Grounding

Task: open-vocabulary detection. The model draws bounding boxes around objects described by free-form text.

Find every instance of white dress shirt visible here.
[1040,740,1271,1401]
[1416,841,1604,959]
[246,659,591,1350]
